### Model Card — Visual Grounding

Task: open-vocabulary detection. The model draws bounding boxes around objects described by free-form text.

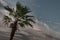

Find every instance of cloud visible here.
[40,18,60,26]
[0,17,60,40]
[31,19,60,39]
[0,0,8,6]
[0,0,9,18]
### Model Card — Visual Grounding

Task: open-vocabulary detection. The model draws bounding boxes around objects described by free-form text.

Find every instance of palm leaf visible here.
[21,6,31,15]
[21,15,34,20]
[16,2,22,17]
[3,15,11,24]
[18,23,25,27]
[25,15,34,18]
[16,2,23,11]
[16,2,31,17]
[4,6,15,17]
[4,6,13,12]
[26,19,35,23]
[23,21,33,28]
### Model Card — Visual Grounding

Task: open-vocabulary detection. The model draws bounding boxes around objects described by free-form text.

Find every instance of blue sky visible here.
[25,0,60,22]
[0,0,60,31]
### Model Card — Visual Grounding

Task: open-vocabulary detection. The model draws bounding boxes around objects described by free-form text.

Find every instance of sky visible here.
[1,0,60,39]
[0,0,60,31]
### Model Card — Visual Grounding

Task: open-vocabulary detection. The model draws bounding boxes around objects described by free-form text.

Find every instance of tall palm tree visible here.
[3,2,35,40]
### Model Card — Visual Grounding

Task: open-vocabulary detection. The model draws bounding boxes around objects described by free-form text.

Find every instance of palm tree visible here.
[3,2,35,40]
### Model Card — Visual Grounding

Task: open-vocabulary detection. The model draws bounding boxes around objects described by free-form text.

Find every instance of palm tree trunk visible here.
[10,20,17,40]
[10,28,17,40]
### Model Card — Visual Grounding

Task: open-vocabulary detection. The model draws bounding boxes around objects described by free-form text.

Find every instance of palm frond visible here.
[16,2,23,11]
[21,6,31,15]
[22,15,34,19]
[23,21,33,28]
[4,6,13,12]
[3,15,11,24]
[4,6,15,17]
[16,2,31,17]
[26,19,35,23]
[25,15,34,18]
[18,23,25,28]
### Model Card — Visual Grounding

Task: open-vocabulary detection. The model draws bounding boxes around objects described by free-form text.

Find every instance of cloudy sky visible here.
[0,0,60,31]
[1,0,60,39]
